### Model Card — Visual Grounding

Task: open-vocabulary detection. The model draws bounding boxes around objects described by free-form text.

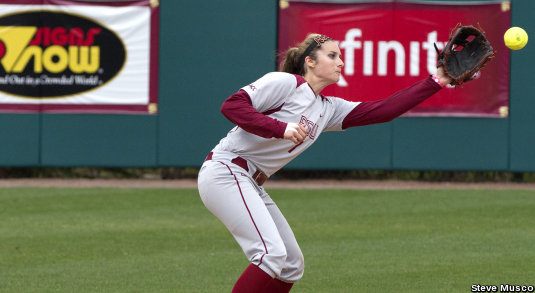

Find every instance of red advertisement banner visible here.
[279,1,511,117]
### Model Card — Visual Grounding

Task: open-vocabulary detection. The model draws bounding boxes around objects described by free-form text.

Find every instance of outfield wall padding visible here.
[0,0,533,172]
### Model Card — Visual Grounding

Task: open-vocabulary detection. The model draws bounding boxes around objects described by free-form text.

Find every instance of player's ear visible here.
[304,56,316,70]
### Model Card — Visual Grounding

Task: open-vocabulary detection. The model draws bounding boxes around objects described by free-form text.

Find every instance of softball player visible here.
[198,34,452,293]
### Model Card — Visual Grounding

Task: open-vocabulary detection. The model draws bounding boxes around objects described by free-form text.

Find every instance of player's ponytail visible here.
[279,47,302,75]
[279,33,332,76]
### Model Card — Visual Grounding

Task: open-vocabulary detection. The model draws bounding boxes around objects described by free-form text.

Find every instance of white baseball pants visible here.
[198,159,304,282]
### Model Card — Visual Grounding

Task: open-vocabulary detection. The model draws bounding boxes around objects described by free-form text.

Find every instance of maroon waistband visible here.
[204,152,267,186]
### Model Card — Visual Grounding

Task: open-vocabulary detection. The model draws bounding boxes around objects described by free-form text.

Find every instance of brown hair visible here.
[279,33,333,75]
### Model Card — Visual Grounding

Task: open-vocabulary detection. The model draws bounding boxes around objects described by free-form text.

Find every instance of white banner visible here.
[0,1,158,113]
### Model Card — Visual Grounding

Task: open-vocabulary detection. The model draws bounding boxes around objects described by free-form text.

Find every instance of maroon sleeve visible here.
[342,76,442,129]
[220,90,287,139]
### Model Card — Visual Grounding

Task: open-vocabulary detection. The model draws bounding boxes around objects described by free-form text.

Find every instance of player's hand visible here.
[284,123,308,144]
[435,66,453,86]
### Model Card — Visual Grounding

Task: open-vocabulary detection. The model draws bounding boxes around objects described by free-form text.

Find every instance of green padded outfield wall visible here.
[0,0,533,172]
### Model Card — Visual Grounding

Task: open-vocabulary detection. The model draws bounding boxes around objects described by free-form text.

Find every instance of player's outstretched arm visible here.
[341,76,443,129]
[340,64,456,129]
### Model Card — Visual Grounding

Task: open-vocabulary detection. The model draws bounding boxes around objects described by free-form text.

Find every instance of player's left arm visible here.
[341,74,445,129]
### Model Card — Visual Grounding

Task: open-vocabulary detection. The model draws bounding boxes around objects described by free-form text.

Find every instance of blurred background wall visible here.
[0,0,533,173]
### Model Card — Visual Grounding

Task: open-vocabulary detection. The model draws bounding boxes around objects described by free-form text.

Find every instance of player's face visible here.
[312,41,344,84]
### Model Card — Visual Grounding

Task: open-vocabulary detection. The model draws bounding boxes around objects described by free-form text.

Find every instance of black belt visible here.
[205,152,268,186]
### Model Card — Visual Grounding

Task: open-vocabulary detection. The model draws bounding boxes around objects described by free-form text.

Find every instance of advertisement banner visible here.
[279,1,510,117]
[0,0,159,114]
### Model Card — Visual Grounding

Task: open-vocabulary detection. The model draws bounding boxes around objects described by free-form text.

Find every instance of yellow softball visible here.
[504,27,528,50]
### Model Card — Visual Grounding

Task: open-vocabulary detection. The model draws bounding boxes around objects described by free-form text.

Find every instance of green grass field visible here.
[1,187,534,292]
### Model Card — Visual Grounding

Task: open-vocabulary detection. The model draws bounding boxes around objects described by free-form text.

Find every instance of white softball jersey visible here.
[212,72,360,177]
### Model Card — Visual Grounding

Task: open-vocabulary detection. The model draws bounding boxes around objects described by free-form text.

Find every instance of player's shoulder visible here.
[323,95,350,102]
[324,95,361,107]
[260,72,307,88]
[321,95,336,104]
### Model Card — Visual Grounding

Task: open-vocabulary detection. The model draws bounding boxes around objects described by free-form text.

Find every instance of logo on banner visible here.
[335,29,446,87]
[0,10,126,98]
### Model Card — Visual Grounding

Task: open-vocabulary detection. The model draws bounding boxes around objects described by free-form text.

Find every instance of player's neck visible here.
[303,74,330,96]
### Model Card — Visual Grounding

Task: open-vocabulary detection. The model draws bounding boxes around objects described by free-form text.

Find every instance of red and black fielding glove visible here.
[436,25,495,86]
